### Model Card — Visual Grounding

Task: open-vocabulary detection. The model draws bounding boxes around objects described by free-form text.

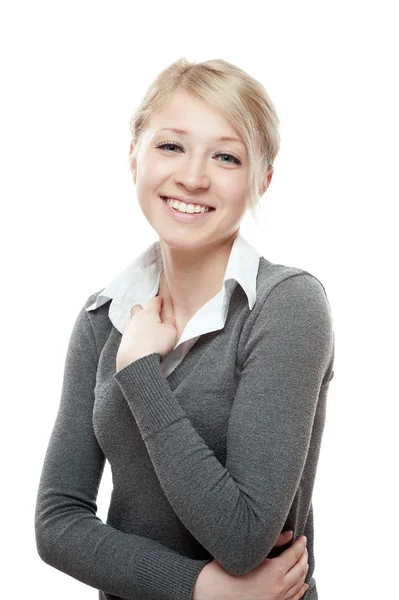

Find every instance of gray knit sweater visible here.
[35,257,335,599]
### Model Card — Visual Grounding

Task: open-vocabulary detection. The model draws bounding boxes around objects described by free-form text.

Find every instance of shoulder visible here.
[246,256,334,346]
[237,258,335,378]
[71,289,114,360]
[256,256,331,306]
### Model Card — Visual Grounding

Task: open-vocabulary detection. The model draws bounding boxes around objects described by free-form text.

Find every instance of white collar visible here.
[86,231,261,338]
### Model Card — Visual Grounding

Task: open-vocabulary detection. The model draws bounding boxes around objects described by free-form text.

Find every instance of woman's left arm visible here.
[114,273,334,577]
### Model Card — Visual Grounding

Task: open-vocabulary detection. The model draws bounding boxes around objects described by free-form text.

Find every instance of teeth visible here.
[165,197,210,214]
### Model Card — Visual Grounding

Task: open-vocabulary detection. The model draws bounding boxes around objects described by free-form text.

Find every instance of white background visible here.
[1,1,397,598]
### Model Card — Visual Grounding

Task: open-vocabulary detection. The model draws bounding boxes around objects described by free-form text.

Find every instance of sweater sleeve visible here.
[113,273,335,577]
[35,299,212,600]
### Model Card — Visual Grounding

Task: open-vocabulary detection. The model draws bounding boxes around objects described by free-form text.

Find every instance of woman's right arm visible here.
[35,299,212,600]
[194,534,309,600]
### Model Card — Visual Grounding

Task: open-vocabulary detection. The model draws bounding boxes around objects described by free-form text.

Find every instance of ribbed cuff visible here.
[113,353,187,440]
[136,547,212,600]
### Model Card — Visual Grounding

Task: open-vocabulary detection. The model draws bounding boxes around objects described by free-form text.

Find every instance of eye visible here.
[213,152,241,165]
[156,142,183,153]
[155,142,242,165]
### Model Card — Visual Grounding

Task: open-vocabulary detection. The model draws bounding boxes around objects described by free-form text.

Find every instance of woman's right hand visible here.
[193,533,309,600]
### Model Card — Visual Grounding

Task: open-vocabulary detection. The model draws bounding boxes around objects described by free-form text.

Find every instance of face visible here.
[129,90,271,251]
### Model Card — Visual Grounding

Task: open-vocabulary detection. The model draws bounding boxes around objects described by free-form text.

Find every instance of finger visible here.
[286,583,309,600]
[284,546,309,592]
[273,530,293,548]
[148,296,164,311]
[163,316,177,327]
[274,535,307,571]
[130,304,143,316]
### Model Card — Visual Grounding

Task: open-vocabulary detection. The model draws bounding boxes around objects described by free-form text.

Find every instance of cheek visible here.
[135,165,159,198]
[135,182,152,218]
[221,184,248,211]
[219,171,247,195]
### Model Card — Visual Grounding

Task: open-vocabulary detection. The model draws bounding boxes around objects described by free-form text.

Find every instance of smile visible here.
[161,196,215,222]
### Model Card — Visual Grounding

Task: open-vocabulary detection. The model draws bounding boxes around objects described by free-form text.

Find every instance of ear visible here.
[267,166,274,185]
[261,166,274,195]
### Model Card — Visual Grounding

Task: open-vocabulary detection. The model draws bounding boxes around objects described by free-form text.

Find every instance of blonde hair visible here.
[129,57,280,227]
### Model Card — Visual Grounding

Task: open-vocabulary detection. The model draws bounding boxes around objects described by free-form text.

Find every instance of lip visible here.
[160,195,214,209]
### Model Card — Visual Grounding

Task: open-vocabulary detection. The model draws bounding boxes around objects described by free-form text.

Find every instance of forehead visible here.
[147,91,244,145]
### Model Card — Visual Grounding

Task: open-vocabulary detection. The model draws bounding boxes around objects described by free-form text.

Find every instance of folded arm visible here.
[114,273,335,577]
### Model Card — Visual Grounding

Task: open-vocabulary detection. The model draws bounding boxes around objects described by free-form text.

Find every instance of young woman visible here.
[35,57,334,600]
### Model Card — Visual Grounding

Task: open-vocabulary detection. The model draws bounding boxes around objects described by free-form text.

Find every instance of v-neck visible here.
[164,329,221,392]
[163,282,245,392]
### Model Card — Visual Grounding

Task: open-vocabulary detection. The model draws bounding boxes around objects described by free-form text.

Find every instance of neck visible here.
[158,230,239,322]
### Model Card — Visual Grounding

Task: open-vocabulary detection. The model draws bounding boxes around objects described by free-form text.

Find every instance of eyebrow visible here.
[156,127,245,146]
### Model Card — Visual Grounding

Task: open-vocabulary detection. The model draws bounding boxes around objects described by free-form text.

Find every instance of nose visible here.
[174,155,210,191]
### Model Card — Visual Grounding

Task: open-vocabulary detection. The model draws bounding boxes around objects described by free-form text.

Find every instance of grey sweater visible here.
[35,257,335,600]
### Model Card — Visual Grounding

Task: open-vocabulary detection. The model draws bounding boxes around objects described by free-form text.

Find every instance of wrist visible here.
[193,560,235,600]
[193,562,211,600]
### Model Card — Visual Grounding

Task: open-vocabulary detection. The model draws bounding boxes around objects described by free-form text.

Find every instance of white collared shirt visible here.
[86,231,261,377]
